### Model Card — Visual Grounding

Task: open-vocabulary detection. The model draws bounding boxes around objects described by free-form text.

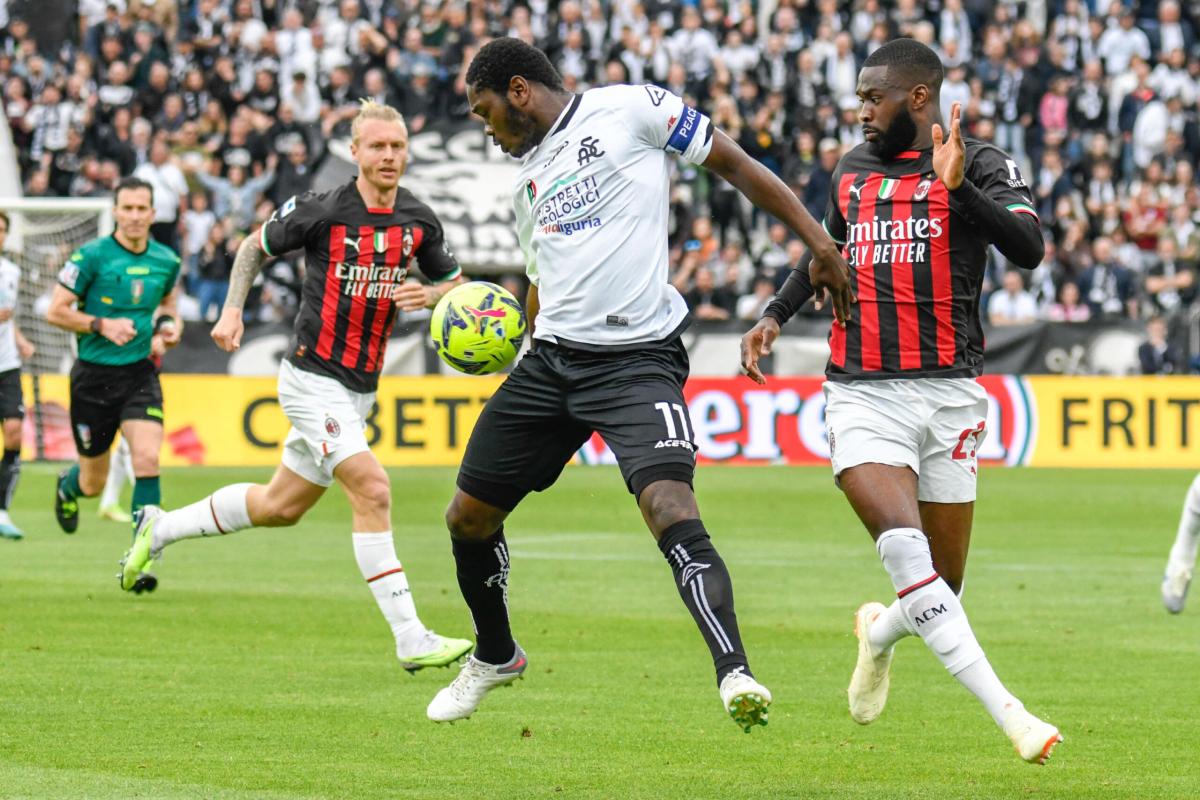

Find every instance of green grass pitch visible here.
[1,464,1197,799]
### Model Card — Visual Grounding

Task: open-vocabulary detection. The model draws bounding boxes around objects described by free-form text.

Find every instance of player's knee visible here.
[257,496,307,527]
[637,479,699,536]
[2,419,21,449]
[348,475,391,519]
[129,450,159,477]
[445,495,499,540]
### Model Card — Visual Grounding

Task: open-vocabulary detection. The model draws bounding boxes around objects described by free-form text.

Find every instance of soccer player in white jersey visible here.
[0,211,36,540]
[1162,474,1200,613]
[426,39,852,729]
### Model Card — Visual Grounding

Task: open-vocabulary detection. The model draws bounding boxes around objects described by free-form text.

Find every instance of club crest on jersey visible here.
[878,178,900,201]
[130,279,144,304]
[577,136,605,166]
[402,227,414,257]
[913,178,934,202]
[324,416,341,438]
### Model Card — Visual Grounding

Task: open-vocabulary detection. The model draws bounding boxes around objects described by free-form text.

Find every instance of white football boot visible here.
[1162,563,1193,614]
[427,643,527,722]
[719,667,772,732]
[848,601,893,724]
[1002,704,1063,765]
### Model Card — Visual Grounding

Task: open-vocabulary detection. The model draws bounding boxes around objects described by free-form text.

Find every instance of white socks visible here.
[1167,475,1200,571]
[875,527,1019,726]
[352,532,427,656]
[867,599,913,653]
[100,438,133,508]
[152,483,254,552]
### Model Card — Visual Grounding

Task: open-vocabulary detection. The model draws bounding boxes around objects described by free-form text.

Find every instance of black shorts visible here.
[458,337,697,511]
[0,367,24,420]
[69,358,163,457]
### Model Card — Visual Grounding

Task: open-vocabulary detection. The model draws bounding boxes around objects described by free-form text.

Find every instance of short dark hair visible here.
[862,38,944,94]
[0,210,8,232]
[114,176,154,204]
[466,38,564,95]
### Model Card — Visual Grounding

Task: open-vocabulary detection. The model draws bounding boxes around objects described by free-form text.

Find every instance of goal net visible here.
[1,198,113,459]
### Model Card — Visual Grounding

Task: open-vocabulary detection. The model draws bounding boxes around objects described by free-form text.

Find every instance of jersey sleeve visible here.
[513,185,538,286]
[823,166,849,246]
[413,218,462,283]
[625,85,715,165]
[259,192,324,256]
[57,246,96,297]
[966,144,1038,222]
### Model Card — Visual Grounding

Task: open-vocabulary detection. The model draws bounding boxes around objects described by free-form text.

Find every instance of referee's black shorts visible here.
[0,367,25,420]
[457,336,698,512]
[69,358,163,457]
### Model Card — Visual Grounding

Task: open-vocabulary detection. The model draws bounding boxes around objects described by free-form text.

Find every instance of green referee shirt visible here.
[57,235,181,366]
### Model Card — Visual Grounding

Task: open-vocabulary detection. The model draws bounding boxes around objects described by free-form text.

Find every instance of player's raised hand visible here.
[394,280,433,312]
[810,247,856,326]
[932,101,965,191]
[101,317,137,346]
[211,307,245,352]
[740,317,781,385]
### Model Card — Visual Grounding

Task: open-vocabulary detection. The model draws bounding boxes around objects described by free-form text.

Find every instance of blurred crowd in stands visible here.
[3,0,1199,346]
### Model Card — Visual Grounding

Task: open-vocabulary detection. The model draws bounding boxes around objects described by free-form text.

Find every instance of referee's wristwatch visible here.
[89,317,103,334]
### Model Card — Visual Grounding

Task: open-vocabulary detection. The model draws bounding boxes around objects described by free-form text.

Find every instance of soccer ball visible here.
[430,281,527,375]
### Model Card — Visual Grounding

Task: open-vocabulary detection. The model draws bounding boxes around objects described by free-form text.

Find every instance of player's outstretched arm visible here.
[212,234,268,352]
[703,128,855,323]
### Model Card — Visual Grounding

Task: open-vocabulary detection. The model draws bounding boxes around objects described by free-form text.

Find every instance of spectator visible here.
[1139,316,1183,375]
[133,137,188,251]
[271,141,316,206]
[737,275,777,322]
[181,189,216,292]
[1079,237,1138,319]
[187,158,276,231]
[1045,281,1091,322]
[1145,237,1197,316]
[683,266,735,321]
[196,222,233,322]
[988,270,1039,326]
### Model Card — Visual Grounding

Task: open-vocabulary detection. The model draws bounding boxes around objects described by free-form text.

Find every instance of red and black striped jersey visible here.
[822,138,1039,381]
[260,179,461,392]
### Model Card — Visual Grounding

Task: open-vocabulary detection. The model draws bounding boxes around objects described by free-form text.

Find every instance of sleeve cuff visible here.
[258,225,274,257]
[430,266,462,284]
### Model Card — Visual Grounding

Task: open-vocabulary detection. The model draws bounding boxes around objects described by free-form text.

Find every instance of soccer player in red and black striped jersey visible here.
[741,39,1062,764]
[118,102,475,673]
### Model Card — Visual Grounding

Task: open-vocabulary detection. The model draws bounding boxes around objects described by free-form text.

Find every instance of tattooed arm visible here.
[211,234,269,352]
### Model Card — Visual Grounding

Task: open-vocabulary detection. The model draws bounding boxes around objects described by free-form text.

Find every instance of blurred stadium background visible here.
[2,2,1200,797]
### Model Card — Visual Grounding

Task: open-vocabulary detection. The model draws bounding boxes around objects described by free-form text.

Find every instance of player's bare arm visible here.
[46,284,136,346]
[934,103,1044,269]
[13,321,34,359]
[393,275,465,313]
[703,128,855,323]
[212,234,269,352]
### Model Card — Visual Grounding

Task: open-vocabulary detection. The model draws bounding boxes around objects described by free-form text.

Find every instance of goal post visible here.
[1,197,114,460]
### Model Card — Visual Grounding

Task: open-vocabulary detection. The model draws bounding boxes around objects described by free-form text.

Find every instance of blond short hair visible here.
[351,100,407,145]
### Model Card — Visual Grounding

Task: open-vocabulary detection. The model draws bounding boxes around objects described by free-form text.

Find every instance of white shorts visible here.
[823,377,988,504]
[278,360,375,487]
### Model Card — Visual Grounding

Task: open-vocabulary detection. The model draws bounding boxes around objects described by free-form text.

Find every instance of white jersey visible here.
[514,84,714,348]
[0,257,21,372]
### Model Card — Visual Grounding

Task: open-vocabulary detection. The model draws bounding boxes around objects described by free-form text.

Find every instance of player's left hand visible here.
[394,280,433,312]
[740,317,780,385]
[17,339,34,360]
[932,102,965,191]
[150,334,166,358]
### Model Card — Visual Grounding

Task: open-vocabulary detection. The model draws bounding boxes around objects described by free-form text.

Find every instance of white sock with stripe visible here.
[152,483,254,552]
[877,527,1020,726]
[99,437,134,508]
[352,531,427,657]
